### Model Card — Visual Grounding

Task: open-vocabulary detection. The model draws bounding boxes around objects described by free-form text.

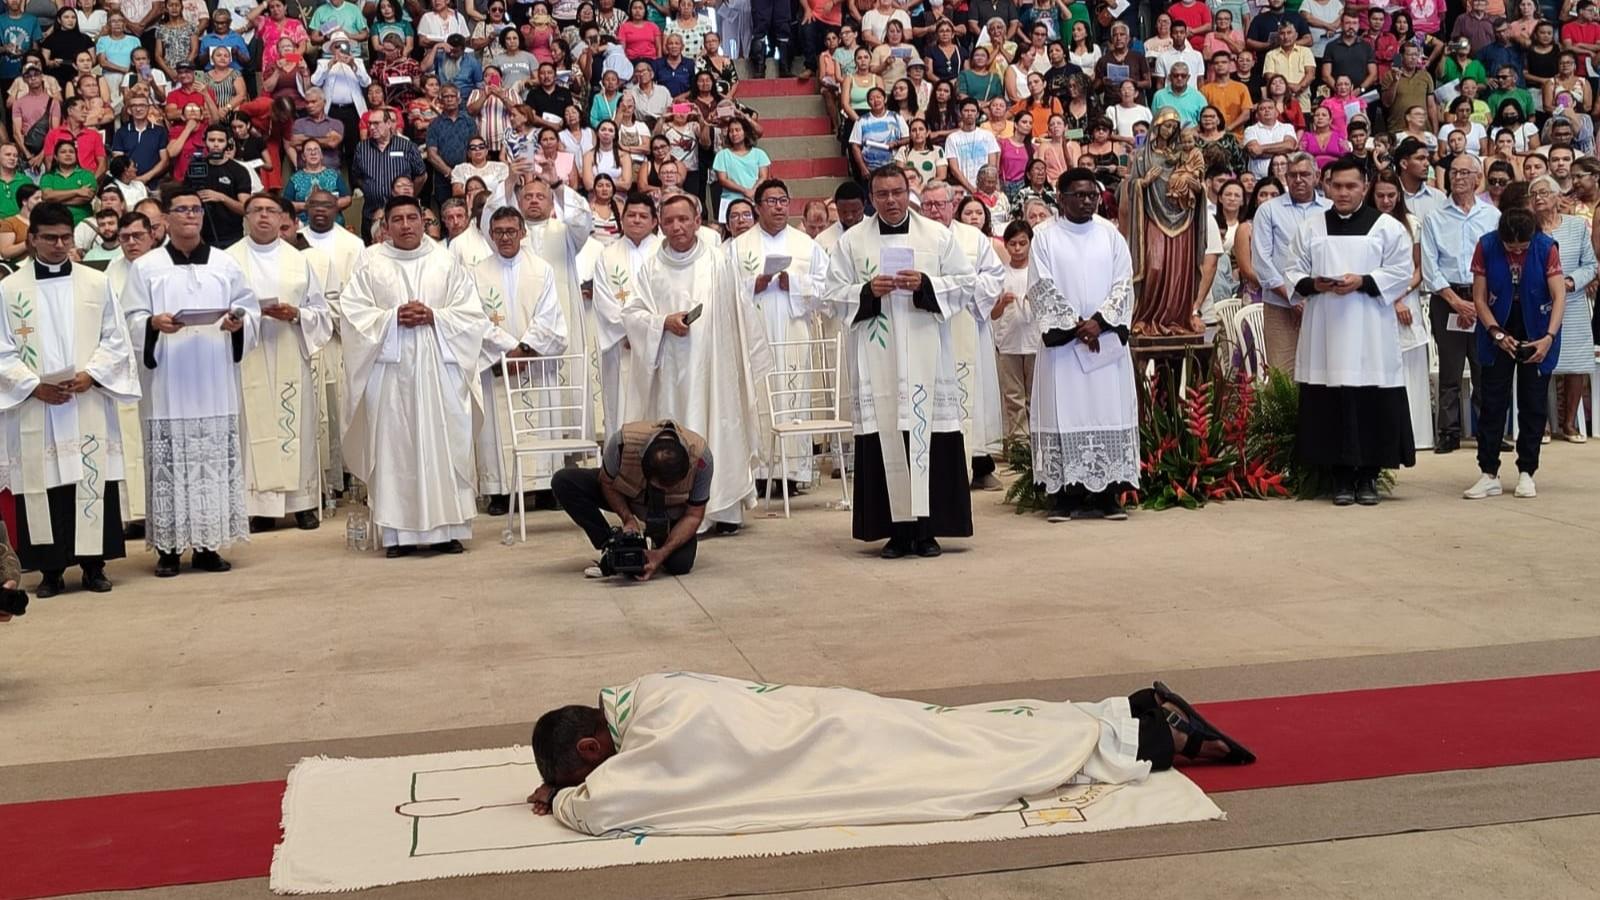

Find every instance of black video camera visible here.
[0,586,28,618]
[601,528,650,576]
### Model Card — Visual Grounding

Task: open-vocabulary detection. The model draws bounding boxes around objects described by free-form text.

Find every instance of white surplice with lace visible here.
[1026,216,1140,493]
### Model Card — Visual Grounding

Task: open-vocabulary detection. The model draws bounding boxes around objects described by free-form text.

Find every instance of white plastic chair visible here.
[1212,296,1243,374]
[1233,304,1267,382]
[500,352,601,541]
[763,333,853,518]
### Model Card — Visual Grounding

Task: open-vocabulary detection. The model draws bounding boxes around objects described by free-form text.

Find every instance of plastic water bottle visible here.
[345,504,372,552]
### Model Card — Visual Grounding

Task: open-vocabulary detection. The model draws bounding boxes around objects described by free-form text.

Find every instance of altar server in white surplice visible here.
[621,193,773,533]
[1026,170,1140,525]
[825,166,974,560]
[589,193,660,437]
[471,207,569,515]
[529,673,1257,836]
[105,210,157,529]
[0,202,140,597]
[1286,156,1417,507]
[232,194,335,532]
[920,180,1006,489]
[340,196,493,558]
[729,179,829,488]
[298,189,366,491]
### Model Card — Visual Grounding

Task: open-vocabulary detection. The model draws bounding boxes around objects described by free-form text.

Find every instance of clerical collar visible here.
[166,242,210,265]
[1324,203,1382,235]
[246,237,278,253]
[33,258,71,279]
[877,213,911,235]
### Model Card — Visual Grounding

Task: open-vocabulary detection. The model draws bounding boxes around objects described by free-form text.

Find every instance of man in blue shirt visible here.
[433,33,483,96]
[652,33,694,98]
[424,83,476,205]
[198,9,252,70]
[1476,18,1522,85]
[109,95,171,181]
[0,0,43,87]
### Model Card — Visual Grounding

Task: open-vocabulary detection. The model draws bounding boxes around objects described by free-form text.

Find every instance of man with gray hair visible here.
[1250,152,1330,372]
[1094,23,1152,105]
[1421,153,1499,454]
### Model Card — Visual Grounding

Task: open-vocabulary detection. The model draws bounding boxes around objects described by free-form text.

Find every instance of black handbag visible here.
[23,96,54,157]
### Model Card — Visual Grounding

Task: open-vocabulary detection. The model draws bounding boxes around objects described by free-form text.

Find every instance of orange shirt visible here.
[1202,79,1253,136]
[1012,97,1062,139]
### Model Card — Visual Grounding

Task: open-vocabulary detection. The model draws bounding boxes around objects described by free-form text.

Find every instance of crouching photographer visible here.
[550,420,713,581]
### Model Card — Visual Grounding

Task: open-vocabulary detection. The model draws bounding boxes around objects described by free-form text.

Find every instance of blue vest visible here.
[1476,231,1563,375]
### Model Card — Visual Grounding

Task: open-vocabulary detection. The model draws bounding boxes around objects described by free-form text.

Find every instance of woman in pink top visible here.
[998,110,1032,191]
[1319,74,1366,139]
[1201,8,1245,57]
[615,0,661,62]
[1406,0,1441,36]
[1299,106,1349,169]
[255,0,309,70]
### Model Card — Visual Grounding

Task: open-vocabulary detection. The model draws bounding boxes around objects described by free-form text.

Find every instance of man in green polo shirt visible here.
[1486,65,1535,119]
[0,144,34,218]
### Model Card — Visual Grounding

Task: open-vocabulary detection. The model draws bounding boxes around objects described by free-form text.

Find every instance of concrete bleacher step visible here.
[724,74,848,204]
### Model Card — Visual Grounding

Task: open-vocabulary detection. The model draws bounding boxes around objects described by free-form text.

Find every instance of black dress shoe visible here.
[154,553,181,577]
[295,511,321,530]
[1434,437,1459,454]
[431,539,465,554]
[36,573,66,598]
[1332,484,1356,506]
[81,569,113,593]
[249,516,277,533]
[192,550,232,572]
[1100,496,1129,520]
[914,537,942,558]
[713,522,741,535]
[1355,479,1380,506]
[386,545,414,558]
[486,495,510,516]
[880,538,911,559]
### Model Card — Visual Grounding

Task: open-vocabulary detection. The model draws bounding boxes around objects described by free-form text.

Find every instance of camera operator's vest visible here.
[612,420,708,509]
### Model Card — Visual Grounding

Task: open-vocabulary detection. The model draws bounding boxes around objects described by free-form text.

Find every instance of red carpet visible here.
[4,670,1597,899]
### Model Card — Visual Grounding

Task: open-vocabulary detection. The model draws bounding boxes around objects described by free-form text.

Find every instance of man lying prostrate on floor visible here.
[526,672,1254,836]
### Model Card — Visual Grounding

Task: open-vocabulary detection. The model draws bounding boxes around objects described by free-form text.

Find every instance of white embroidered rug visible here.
[269,746,1224,895]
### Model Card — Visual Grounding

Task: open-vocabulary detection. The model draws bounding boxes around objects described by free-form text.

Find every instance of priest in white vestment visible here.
[620,194,772,533]
[471,207,569,515]
[589,193,660,436]
[340,196,493,557]
[122,188,261,577]
[728,179,829,490]
[298,189,366,492]
[232,194,335,531]
[445,198,493,268]
[824,166,974,559]
[0,203,141,595]
[105,211,157,531]
[1286,156,1417,507]
[1026,170,1141,523]
[920,180,1006,490]
[528,672,1255,836]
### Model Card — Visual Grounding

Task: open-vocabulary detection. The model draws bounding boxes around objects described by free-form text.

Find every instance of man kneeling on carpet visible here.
[526,673,1253,835]
[549,420,712,581]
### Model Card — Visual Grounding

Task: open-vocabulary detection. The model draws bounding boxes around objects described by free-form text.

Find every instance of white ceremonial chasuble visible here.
[823,213,972,521]
[1026,217,1141,493]
[524,213,604,438]
[104,255,148,520]
[1286,205,1415,389]
[589,233,659,436]
[620,236,773,526]
[947,220,1005,462]
[470,248,569,495]
[122,245,262,421]
[230,239,335,514]
[340,241,492,545]
[450,227,493,269]
[729,224,828,483]
[0,264,141,554]
[553,672,1149,837]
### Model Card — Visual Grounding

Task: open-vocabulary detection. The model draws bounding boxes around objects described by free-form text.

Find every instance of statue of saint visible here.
[1119,109,1208,336]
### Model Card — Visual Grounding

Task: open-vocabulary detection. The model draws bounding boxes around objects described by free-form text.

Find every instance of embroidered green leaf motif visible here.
[923,704,956,714]
[600,685,633,741]
[610,265,630,292]
[746,682,787,694]
[986,705,1038,717]
[868,313,890,348]
[9,296,37,368]
[741,252,760,276]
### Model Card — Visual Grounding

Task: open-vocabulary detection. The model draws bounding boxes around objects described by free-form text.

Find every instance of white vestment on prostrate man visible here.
[230,239,335,518]
[948,220,1005,464]
[122,246,261,552]
[620,236,772,528]
[301,222,366,488]
[589,232,660,436]
[1025,216,1141,493]
[0,263,141,559]
[552,672,1150,836]
[469,247,569,495]
[340,241,492,548]
[105,254,148,521]
[728,223,828,483]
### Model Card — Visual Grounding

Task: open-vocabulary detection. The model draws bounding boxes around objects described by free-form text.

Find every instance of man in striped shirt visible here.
[351,109,427,241]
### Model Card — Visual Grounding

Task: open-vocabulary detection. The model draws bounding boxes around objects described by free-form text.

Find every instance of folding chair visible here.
[500,352,602,541]
[764,333,854,518]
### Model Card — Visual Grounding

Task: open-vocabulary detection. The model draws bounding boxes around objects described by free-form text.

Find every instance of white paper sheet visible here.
[1072,336,1128,373]
[173,308,228,326]
[881,246,916,306]
[1446,313,1476,333]
[762,254,791,276]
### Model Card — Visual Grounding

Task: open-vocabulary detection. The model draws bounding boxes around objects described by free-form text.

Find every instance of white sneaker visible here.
[1514,472,1537,498]
[1463,473,1502,499]
[583,564,607,578]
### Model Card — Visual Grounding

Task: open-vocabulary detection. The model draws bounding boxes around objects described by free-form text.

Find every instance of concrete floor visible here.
[3,443,1598,896]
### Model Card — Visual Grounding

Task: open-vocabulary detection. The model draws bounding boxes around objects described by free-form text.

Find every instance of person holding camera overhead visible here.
[1462,207,1567,502]
[551,419,712,580]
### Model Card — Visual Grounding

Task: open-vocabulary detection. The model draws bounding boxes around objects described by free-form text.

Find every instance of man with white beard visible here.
[727,178,829,494]
[621,193,772,534]
[340,196,492,558]
[589,192,660,436]
[298,189,364,492]
[918,179,1006,491]
[470,207,568,517]
[231,193,335,532]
